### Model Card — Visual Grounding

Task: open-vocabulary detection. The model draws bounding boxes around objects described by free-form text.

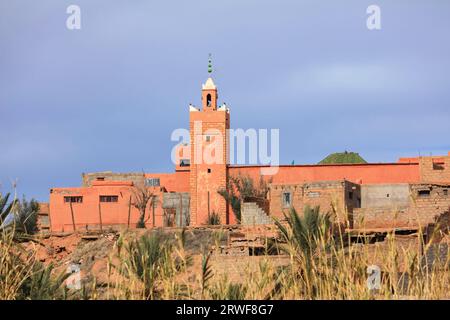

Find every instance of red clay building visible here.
[48,76,450,232]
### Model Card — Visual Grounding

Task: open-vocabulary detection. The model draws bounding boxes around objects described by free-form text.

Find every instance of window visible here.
[100,195,118,203]
[146,178,160,187]
[348,191,353,200]
[386,193,390,198]
[433,163,445,170]
[205,135,211,142]
[64,196,83,203]
[39,215,49,224]
[418,190,430,197]
[282,192,292,207]
[180,159,190,167]
[443,189,448,196]
[207,168,211,173]
[96,177,105,181]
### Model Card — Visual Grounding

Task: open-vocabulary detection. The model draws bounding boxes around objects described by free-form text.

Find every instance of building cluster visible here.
[46,77,450,232]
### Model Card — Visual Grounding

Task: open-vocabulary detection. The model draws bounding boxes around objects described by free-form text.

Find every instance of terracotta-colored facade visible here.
[47,76,450,232]
[189,78,230,225]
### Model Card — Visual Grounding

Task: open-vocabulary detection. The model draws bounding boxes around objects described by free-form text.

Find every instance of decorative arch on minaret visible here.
[202,77,218,111]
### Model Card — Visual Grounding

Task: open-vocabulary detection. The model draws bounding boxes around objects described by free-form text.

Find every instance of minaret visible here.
[189,55,230,225]
[201,55,218,111]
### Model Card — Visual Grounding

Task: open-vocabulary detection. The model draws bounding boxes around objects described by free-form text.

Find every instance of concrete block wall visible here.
[162,192,190,227]
[241,202,272,225]
[361,184,410,208]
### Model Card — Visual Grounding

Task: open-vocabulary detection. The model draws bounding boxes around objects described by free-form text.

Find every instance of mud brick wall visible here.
[354,184,450,229]
[269,180,360,226]
[409,184,450,226]
[210,255,290,283]
[353,207,411,229]
[37,202,50,232]
[419,156,450,183]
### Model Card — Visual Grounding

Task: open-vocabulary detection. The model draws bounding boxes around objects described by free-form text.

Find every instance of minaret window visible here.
[206,94,212,107]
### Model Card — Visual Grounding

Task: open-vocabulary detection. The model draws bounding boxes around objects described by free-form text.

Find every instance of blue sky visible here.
[1,0,449,201]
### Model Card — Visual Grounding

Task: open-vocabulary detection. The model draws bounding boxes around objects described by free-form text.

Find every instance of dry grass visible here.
[1,214,449,300]
[97,215,449,300]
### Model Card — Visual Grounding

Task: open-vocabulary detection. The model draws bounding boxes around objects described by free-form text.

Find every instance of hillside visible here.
[318,151,367,164]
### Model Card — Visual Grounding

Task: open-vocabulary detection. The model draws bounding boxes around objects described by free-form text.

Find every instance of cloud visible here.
[290,62,415,94]
[0,136,77,168]
[1,0,449,201]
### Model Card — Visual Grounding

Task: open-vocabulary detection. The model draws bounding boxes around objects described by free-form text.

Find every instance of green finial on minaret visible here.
[208,53,213,74]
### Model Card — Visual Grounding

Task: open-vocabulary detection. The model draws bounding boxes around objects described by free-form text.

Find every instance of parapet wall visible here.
[82,172,145,187]
[419,156,450,183]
